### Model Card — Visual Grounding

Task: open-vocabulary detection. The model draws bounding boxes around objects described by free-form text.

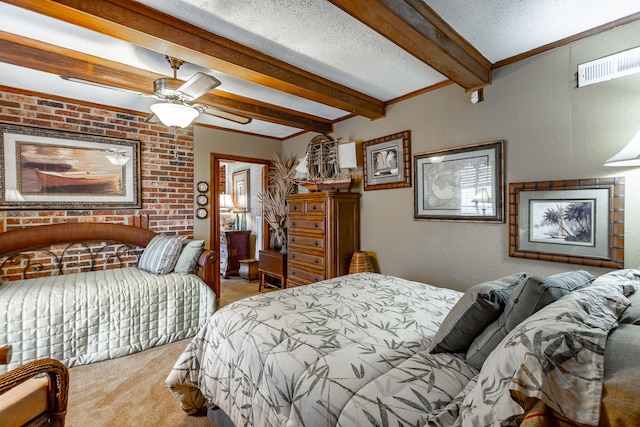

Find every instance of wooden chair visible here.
[0,347,69,427]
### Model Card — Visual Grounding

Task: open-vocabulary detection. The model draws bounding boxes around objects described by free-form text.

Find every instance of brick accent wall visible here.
[0,87,196,235]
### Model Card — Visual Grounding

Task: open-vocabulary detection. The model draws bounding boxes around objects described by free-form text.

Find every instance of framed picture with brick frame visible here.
[0,123,141,210]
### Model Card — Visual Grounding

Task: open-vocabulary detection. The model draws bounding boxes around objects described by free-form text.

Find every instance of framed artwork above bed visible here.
[508,177,625,268]
[0,123,141,210]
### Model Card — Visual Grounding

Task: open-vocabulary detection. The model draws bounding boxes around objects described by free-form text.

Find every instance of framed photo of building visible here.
[362,130,411,191]
[0,124,141,210]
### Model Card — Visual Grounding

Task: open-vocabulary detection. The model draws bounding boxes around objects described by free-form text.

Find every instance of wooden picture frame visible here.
[232,169,250,210]
[414,140,504,222]
[362,130,411,191]
[0,123,141,210]
[508,177,624,268]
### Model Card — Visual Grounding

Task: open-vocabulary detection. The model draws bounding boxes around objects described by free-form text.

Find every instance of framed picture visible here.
[508,177,624,268]
[414,140,504,222]
[0,124,141,210]
[362,130,411,191]
[232,169,250,210]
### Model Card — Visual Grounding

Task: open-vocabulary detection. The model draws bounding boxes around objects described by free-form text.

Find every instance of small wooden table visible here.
[258,249,287,291]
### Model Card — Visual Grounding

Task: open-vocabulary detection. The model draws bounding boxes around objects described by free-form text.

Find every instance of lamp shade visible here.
[349,251,374,274]
[150,102,199,128]
[605,130,640,167]
[219,193,235,211]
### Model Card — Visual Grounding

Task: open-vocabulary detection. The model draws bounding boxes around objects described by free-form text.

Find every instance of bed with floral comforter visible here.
[166,270,640,427]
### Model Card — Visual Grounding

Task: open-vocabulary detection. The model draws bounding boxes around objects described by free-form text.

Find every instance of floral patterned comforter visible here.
[165,273,475,426]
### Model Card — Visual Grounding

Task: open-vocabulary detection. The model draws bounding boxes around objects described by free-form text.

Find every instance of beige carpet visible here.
[66,278,268,427]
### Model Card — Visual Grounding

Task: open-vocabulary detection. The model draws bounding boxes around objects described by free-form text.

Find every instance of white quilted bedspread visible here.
[0,267,216,372]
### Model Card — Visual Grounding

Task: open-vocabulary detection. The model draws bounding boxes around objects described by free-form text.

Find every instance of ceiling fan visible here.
[61,56,252,127]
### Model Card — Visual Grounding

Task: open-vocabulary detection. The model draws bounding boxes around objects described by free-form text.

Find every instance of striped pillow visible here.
[138,235,183,275]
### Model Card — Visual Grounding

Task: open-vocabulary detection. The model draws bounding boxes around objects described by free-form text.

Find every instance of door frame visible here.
[210,153,271,290]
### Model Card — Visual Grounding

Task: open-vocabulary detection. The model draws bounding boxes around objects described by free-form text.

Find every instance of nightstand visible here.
[258,249,287,291]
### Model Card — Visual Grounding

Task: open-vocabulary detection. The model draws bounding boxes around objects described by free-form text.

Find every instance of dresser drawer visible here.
[289,251,325,268]
[288,263,325,284]
[289,234,325,250]
[288,217,325,233]
[287,199,325,215]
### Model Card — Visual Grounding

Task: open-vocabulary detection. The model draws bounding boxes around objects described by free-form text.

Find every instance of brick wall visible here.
[0,87,196,235]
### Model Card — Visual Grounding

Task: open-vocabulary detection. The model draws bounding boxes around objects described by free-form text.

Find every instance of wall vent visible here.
[578,46,640,87]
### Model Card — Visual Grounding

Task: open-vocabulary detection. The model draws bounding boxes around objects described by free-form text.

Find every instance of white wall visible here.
[193,126,282,247]
[285,20,640,292]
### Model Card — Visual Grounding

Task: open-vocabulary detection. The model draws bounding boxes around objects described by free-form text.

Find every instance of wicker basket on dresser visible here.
[286,192,360,287]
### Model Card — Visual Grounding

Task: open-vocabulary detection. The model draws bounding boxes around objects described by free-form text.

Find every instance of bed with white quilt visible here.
[166,269,640,427]
[0,222,218,373]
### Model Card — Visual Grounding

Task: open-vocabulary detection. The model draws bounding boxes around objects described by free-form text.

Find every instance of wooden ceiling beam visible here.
[328,0,492,91]
[2,0,385,120]
[0,30,333,133]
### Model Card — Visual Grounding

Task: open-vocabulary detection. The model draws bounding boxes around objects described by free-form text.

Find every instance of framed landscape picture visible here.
[508,177,624,268]
[0,124,141,210]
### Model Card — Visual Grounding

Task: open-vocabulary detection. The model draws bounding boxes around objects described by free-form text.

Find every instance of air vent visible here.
[578,46,640,87]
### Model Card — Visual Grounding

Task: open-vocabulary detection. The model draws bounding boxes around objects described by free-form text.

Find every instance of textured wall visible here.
[284,20,640,292]
[0,88,195,235]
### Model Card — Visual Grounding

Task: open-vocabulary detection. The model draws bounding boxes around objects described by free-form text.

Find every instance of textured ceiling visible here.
[1,0,639,139]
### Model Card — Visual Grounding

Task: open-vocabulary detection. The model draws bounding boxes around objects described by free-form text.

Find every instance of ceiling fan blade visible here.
[200,106,252,124]
[176,72,221,101]
[60,76,148,96]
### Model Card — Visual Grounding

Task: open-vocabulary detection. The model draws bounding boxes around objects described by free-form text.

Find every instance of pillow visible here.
[138,235,183,275]
[465,270,594,369]
[173,239,205,274]
[458,281,630,426]
[429,273,527,354]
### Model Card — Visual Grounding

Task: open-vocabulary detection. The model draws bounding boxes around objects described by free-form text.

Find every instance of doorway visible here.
[210,153,271,297]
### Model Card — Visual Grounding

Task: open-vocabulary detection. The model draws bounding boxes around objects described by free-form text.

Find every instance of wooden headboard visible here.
[0,223,218,298]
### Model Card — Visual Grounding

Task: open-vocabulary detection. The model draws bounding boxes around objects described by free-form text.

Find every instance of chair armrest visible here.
[0,358,69,425]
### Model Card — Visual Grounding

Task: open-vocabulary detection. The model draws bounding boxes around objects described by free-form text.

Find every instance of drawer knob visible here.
[314,276,319,282]
[314,240,319,246]
[312,205,317,211]
[292,221,297,227]
[314,223,318,228]
[292,254,296,259]
[292,237,296,243]
[314,258,319,264]
[291,270,296,275]
[293,205,298,211]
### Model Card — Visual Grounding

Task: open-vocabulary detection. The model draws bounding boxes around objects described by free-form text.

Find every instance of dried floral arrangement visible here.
[258,153,298,249]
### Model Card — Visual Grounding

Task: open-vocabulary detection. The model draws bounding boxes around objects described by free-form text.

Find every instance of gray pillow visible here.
[173,239,205,274]
[429,273,527,354]
[465,269,594,369]
[138,235,183,275]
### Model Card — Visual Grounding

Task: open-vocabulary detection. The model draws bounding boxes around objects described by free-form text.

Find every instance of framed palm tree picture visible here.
[508,177,624,268]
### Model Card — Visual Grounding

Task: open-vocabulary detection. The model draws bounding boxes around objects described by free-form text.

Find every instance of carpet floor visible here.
[65,277,268,427]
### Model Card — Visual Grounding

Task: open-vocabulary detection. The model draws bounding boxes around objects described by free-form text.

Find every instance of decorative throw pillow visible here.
[429,273,527,354]
[173,239,205,274]
[465,269,594,369]
[138,235,183,275]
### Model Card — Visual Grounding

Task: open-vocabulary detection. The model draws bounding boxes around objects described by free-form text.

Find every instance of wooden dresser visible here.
[220,230,250,278]
[286,192,360,287]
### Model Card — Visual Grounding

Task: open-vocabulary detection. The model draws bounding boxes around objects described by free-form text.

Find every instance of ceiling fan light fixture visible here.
[150,102,199,128]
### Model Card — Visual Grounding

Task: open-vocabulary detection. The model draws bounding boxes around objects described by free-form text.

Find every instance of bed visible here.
[166,269,640,426]
[0,222,218,373]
